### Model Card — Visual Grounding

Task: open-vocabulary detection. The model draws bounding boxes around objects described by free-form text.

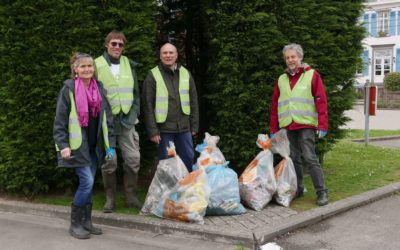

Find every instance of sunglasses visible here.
[110,42,124,48]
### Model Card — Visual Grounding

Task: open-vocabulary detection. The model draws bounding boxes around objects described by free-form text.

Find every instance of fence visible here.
[356,87,400,109]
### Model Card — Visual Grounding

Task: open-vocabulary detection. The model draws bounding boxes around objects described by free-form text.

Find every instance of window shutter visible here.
[396,48,400,72]
[371,13,377,37]
[363,14,370,35]
[398,11,400,35]
[389,11,395,36]
[363,50,369,77]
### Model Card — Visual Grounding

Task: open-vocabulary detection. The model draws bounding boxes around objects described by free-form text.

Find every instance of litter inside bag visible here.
[273,157,297,207]
[195,132,226,169]
[152,169,210,224]
[239,134,277,211]
[140,142,189,215]
[205,162,246,215]
[269,130,297,207]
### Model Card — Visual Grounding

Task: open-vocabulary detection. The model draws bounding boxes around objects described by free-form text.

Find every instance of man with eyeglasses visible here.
[95,30,142,212]
[142,43,199,172]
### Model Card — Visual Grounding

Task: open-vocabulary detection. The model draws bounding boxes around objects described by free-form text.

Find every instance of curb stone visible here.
[1,182,399,247]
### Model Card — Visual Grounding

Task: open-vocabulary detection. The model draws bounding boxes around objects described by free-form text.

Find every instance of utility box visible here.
[364,85,378,116]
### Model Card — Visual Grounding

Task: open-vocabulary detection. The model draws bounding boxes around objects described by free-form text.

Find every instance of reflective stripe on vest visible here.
[151,66,191,123]
[277,69,318,128]
[95,56,134,115]
[56,90,110,151]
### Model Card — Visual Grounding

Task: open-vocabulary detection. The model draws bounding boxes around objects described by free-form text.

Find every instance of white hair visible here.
[283,43,304,59]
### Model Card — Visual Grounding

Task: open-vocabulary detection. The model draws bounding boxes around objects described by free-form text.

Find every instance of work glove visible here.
[317,130,327,138]
[105,147,116,160]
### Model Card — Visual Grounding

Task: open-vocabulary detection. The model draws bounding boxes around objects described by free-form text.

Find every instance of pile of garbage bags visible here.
[141,129,297,224]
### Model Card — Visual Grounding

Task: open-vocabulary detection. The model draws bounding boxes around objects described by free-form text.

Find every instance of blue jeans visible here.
[73,152,98,206]
[158,132,194,172]
[287,129,327,194]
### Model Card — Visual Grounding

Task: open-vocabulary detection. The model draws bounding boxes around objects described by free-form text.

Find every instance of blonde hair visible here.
[70,52,94,79]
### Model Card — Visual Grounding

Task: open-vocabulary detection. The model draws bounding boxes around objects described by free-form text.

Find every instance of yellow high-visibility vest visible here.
[95,56,134,115]
[277,69,318,128]
[151,66,190,123]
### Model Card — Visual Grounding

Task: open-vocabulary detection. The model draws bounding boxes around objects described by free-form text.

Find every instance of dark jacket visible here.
[142,63,199,138]
[53,79,116,168]
[97,52,141,135]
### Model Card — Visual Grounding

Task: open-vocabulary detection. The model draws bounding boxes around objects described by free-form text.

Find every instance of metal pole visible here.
[364,79,370,146]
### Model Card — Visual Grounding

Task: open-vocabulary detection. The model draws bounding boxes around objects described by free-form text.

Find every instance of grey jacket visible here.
[53,79,116,168]
[96,52,141,135]
[142,63,199,138]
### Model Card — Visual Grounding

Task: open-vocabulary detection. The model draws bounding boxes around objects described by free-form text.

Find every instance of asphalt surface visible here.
[0,104,399,248]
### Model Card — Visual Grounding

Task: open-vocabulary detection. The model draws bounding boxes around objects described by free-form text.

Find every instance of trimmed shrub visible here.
[384,72,400,91]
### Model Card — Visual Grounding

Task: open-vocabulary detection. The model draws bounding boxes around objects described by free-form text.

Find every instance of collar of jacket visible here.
[285,63,311,77]
[159,62,181,74]
[103,51,120,65]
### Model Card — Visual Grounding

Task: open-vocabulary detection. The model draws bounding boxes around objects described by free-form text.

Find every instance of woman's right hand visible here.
[60,147,72,160]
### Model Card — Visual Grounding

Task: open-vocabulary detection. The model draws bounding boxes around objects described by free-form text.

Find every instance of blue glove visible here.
[269,133,275,139]
[105,148,116,160]
[317,130,327,138]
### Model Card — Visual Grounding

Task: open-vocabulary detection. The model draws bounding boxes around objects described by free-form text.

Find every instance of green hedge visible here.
[0,0,156,195]
[205,0,365,168]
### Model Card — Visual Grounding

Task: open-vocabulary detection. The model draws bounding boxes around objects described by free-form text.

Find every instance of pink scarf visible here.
[74,78,102,127]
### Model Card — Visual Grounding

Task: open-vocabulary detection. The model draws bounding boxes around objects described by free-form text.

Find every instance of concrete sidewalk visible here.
[1,183,400,247]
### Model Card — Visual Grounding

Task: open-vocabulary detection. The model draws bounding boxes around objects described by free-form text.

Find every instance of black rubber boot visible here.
[82,203,103,235]
[69,204,90,239]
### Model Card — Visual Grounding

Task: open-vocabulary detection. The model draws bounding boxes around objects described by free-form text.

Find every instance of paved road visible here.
[273,194,400,250]
[343,104,400,130]
[0,210,242,250]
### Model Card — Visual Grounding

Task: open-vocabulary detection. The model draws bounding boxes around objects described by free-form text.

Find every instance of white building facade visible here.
[358,0,400,86]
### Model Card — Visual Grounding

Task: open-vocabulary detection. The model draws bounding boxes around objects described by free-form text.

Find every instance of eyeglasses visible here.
[110,42,124,48]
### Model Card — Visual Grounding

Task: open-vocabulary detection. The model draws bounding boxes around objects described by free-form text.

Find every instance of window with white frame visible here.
[377,11,389,36]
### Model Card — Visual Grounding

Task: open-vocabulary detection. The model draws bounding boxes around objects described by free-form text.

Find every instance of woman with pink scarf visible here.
[53,52,116,239]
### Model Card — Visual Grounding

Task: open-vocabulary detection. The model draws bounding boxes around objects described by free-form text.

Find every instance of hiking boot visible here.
[295,188,304,199]
[316,191,329,206]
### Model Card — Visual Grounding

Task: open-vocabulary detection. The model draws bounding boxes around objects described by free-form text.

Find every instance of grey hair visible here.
[283,43,304,60]
[70,52,94,79]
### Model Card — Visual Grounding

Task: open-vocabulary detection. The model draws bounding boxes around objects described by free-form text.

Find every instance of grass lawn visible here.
[33,129,400,214]
[291,129,400,211]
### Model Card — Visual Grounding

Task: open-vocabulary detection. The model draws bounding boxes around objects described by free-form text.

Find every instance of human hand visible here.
[105,148,116,160]
[151,135,161,144]
[317,130,327,138]
[60,147,72,160]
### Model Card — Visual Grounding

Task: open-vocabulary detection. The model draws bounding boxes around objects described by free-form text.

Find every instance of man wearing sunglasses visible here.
[142,43,199,173]
[95,30,142,213]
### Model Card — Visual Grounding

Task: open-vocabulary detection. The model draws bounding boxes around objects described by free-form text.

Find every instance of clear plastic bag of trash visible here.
[152,169,210,224]
[140,142,189,215]
[239,134,276,211]
[205,162,246,215]
[195,132,226,169]
[270,129,297,207]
